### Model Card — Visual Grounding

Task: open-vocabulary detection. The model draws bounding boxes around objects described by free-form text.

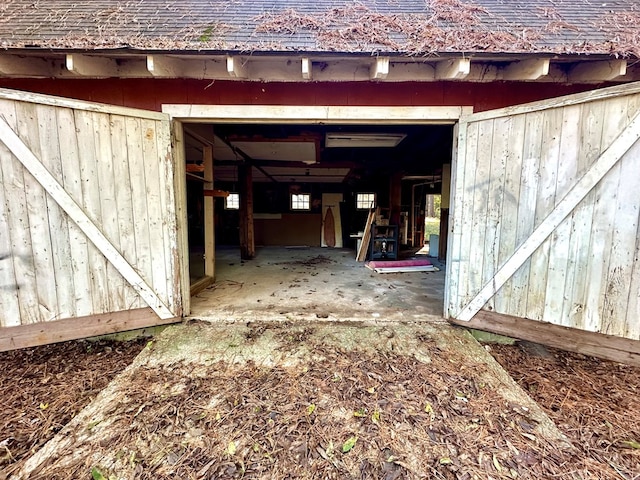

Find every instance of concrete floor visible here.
[189,246,446,323]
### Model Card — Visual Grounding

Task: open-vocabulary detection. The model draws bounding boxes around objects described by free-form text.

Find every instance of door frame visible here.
[163,105,473,317]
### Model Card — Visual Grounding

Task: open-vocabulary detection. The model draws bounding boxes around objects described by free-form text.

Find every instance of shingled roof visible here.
[1,0,639,58]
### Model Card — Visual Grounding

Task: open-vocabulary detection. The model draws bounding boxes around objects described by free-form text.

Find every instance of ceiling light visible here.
[325,133,407,148]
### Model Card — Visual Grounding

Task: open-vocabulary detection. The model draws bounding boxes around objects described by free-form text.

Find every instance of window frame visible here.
[224,192,240,210]
[290,193,311,211]
[356,192,376,210]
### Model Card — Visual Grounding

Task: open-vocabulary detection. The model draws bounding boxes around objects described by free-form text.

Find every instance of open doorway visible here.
[191,123,453,255]
[166,105,468,320]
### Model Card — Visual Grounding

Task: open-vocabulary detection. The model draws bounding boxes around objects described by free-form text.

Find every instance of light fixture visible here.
[325,133,407,148]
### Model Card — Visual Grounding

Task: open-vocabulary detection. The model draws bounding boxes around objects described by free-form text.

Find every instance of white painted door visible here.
[447,82,640,341]
[321,193,343,248]
[0,89,183,330]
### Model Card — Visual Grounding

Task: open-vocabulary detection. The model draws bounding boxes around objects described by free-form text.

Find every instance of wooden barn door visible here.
[0,89,183,350]
[447,82,640,343]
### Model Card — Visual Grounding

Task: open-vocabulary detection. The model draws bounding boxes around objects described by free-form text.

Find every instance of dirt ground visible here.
[1,320,636,480]
[489,343,640,480]
[0,338,147,479]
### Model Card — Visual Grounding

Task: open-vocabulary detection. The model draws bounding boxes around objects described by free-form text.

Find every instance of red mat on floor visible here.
[367,259,432,269]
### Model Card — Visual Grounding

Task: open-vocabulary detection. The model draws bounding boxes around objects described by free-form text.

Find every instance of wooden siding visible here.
[0,78,596,113]
[448,82,640,340]
[0,89,182,329]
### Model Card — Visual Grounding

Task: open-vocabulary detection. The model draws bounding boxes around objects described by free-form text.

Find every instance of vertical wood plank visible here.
[125,117,153,299]
[239,163,255,260]
[624,218,640,340]
[602,139,640,336]
[525,107,563,320]
[445,121,464,317]
[155,119,180,314]
[0,99,40,324]
[0,142,21,326]
[56,107,93,317]
[465,120,493,308]
[456,121,479,312]
[15,101,59,322]
[35,105,76,319]
[561,99,603,329]
[492,115,525,314]
[509,111,544,318]
[583,97,629,332]
[203,145,215,278]
[543,104,581,325]
[75,109,109,313]
[109,115,143,310]
[172,121,189,316]
[141,118,168,306]
[93,111,123,311]
[482,116,508,312]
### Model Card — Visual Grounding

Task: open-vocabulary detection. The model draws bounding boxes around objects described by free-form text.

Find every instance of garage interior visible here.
[182,121,454,319]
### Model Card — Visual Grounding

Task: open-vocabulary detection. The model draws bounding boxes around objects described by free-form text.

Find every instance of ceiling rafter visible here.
[0,52,636,84]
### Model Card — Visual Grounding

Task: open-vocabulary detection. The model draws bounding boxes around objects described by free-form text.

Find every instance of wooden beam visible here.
[226,56,247,78]
[171,120,191,316]
[569,59,627,83]
[0,54,52,77]
[185,164,205,173]
[389,171,402,224]
[370,57,390,80]
[203,189,229,197]
[186,171,206,182]
[184,126,215,147]
[203,145,215,278]
[356,208,377,261]
[0,308,177,352]
[190,276,215,296]
[456,107,640,321]
[0,115,175,320]
[65,54,117,77]
[450,310,640,367]
[502,58,550,81]
[302,57,312,80]
[216,134,279,183]
[436,58,470,80]
[147,55,185,77]
[238,163,255,260]
[163,104,467,123]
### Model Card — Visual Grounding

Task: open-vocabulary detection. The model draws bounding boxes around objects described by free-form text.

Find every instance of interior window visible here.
[356,192,376,210]
[291,193,311,210]
[225,193,240,210]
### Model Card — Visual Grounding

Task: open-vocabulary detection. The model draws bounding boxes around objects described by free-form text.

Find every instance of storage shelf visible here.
[369,224,398,260]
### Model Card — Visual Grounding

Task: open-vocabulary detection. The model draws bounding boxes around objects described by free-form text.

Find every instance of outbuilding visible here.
[0,0,638,363]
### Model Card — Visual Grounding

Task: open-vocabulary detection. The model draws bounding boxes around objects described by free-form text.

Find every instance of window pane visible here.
[225,193,239,209]
[356,193,375,209]
[291,193,310,210]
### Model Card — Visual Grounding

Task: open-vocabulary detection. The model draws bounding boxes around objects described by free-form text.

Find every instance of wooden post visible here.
[203,145,215,278]
[238,163,255,259]
[439,208,449,261]
[389,172,402,226]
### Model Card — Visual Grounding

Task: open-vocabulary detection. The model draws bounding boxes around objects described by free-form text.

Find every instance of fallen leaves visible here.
[0,338,147,477]
[14,340,581,480]
[341,436,357,453]
[4,327,640,479]
[491,344,640,480]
